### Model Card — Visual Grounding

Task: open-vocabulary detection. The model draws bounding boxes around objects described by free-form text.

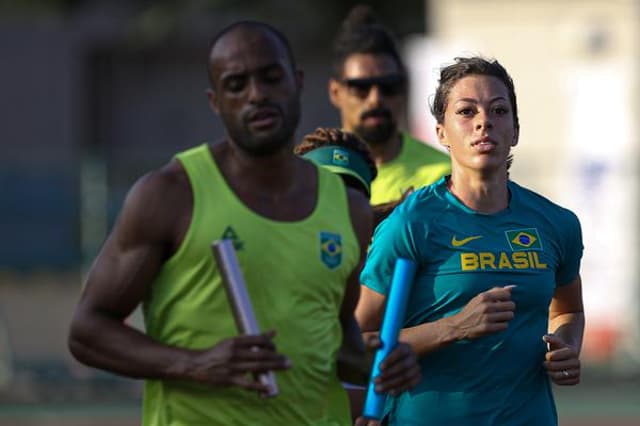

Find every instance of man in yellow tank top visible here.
[68,21,420,426]
[328,5,451,224]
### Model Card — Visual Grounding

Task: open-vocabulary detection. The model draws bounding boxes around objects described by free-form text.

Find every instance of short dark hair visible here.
[331,4,406,78]
[431,56,519,133]
[207,20,296,88]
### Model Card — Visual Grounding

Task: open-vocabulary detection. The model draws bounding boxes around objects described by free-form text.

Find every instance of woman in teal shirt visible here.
[357,56,585,425]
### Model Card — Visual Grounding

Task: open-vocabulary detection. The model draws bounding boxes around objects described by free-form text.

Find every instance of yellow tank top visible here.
[142,144,359,425]
[370,133,451,205]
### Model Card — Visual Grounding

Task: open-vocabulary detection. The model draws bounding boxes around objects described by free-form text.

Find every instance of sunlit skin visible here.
[207,27,303,158]
[329,53,406,165]
[356,62,584,426]
[436,74,519,213]
[65,24,423,426]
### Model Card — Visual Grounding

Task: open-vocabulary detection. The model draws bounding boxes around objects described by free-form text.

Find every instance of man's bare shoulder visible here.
[345,186,373,247]
[116,159,192,245]
[129,159,189,207]
[345,187,372,217]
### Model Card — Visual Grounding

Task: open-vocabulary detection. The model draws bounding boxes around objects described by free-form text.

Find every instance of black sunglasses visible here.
[340,74,406,98]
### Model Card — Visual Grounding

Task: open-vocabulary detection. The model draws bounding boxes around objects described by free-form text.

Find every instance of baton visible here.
[362,258,416,420]
[212,239,279,397]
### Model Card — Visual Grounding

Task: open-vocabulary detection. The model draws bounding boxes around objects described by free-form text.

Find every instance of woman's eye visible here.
[457,108,474,116]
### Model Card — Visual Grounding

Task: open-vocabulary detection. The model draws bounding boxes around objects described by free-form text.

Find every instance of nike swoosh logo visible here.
[451,235,483,247]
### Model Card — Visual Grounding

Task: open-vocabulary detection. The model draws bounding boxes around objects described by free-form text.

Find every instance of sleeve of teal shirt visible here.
[360,192,425,295]
[556,209,584,286]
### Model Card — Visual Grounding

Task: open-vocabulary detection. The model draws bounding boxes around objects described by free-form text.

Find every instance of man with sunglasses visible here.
[329,5,450,224]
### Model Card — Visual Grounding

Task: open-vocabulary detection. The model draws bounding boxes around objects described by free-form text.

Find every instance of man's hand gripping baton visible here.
[212,239,279,397]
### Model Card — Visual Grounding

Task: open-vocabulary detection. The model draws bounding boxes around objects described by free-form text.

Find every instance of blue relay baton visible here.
[362,258,417,420]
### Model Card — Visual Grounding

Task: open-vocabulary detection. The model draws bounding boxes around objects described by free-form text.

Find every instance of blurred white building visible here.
[406,0,640,369]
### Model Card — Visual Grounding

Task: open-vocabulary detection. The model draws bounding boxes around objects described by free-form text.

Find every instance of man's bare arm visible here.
[337,187,373,384]
[68,162,289,391]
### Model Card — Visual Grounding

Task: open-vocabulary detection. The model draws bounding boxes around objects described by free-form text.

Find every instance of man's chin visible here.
[240,131,293,156]
[355,124,396,145]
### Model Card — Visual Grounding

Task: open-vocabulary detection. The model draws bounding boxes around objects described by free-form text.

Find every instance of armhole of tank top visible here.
[328,169,361,264]
[162,146,207,268]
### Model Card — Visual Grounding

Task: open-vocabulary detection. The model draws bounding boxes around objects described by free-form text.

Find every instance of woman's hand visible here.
[448,286,516,340]
[543,333,581,385]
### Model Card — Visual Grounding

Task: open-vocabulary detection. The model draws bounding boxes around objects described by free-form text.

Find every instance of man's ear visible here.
[328,78,342,108]
[295,69,304,91]
[206,88,219,115]
[436,123,449,149]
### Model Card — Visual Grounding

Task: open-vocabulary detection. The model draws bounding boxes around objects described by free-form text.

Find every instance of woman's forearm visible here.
[548,312,585,354]
[399,317,461,357]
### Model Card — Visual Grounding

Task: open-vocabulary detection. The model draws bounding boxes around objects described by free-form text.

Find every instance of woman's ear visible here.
[436,124,449,149]
[511,128,519,146]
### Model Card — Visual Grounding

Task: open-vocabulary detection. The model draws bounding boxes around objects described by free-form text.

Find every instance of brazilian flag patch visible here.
[332,149,350,166]
[505,228,543,251]
[320,232,342,269]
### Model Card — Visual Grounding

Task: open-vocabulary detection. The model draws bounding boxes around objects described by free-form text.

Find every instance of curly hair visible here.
[295,128,378,196]
[296,128,378,181]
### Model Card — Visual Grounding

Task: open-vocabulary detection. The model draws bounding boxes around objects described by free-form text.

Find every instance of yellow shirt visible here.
[371,133,450,205]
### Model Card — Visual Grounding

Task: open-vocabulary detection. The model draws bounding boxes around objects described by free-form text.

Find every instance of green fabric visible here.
[142,143,359,425]
[370,133,450,205]
[302,146,373,196]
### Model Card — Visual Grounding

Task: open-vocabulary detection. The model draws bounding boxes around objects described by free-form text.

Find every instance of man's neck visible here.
[218,140,298,192]
[212,142,296,191]
[212,140,318,221]
[369,132,403,167]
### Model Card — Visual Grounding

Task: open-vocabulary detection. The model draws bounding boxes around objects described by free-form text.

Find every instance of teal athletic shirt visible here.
[360,176,583,426]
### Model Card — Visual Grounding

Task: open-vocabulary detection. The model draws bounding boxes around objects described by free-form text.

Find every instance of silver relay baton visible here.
[212,239,279,397]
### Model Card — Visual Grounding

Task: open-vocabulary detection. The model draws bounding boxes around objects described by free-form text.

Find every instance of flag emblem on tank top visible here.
[505,228,542,251]
[320,232,342,269]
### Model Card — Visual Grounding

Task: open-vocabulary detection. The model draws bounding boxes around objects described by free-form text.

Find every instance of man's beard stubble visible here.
[354,122,395,146]
[233,98,301,157]
[354,107,396,146]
